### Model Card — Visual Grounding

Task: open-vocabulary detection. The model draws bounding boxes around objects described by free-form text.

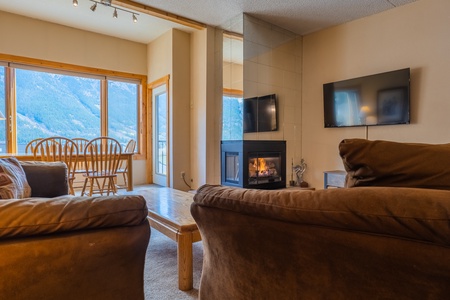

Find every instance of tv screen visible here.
[323,68,410,128]
[243,94,278,133]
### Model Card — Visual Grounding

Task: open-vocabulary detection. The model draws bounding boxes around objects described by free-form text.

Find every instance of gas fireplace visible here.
[221,140,286,189]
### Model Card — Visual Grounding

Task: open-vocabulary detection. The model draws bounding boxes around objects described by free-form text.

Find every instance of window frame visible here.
[0,53,147,159]
[148,75,170,186]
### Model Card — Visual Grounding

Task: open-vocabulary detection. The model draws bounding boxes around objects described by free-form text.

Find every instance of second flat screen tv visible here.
[323,68,410,128]
[243,94,278,133]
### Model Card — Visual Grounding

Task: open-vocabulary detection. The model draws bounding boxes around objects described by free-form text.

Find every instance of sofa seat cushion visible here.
[0,157,31,199]
[0,195,148,239]
[339,138,450,189]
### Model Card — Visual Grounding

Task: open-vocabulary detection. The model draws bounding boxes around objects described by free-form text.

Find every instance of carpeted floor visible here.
[144,228,203,300]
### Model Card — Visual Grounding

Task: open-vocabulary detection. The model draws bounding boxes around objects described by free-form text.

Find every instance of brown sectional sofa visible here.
[0,160,150,300]
[192,139,450,300]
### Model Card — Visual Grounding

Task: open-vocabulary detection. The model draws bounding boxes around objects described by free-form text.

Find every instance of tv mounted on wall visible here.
[323,68,410,128]
[243,94,278,133]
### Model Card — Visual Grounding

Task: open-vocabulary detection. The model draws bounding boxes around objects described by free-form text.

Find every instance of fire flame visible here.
[257,158,267,174]
[249,158,273,177]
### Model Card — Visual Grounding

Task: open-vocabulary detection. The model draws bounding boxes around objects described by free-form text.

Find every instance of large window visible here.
[15,68,102,152]
[0,57,145,155]
[222,95,243,140]
[107,79,138,146]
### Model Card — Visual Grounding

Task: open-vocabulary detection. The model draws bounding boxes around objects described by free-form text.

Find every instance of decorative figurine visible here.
[289,158,296,186]
[293,159,309,187]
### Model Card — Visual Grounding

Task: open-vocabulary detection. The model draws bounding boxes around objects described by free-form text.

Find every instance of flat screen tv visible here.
[323,68,410,128]
[243,94,278,133]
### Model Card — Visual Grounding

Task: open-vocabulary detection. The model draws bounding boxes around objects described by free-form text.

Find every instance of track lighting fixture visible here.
[73,1,139,22]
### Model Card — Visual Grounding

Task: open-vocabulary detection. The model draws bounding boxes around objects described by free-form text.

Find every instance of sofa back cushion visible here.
[193,184,450,245]
[0,157,31,199]
[339,138,450,190]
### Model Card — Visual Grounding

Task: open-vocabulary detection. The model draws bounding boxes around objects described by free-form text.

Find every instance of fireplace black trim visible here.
[221,140,286,189]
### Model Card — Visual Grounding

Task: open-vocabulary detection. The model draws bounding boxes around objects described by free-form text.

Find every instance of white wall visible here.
[302,0,450,189]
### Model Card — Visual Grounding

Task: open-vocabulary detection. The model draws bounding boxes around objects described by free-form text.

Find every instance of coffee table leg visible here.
[177,232,193,291]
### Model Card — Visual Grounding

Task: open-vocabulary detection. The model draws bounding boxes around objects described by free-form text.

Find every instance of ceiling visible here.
[0,0,418,44]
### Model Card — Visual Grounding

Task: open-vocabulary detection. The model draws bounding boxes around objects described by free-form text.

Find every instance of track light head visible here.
[84,0,139,22]
[73,0,78,7]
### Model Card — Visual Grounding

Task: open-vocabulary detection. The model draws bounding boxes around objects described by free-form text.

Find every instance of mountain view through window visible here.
[0,67,138,153]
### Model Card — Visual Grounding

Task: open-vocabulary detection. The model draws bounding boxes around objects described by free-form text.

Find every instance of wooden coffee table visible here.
[131,186,201,291]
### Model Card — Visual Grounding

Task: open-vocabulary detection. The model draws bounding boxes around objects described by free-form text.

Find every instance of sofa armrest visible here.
[0,194,150,300]
[20,161,69,197]
[0,195,149,239]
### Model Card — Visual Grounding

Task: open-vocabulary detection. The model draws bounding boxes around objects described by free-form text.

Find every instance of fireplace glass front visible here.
[248,153,282,186]
[225,152,240,183]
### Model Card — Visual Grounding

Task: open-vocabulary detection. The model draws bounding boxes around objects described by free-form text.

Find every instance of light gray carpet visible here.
[144,229,203,300]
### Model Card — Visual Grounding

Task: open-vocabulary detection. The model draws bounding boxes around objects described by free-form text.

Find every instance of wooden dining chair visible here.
[81,137,122,196]
[116,139,136,189]
[25,138,43,154]
[71,138,90,192]
[72,138,89,153]
[34,137,79,195]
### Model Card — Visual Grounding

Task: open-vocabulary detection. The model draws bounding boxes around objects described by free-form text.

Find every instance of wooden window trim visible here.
[223,88,243,97]
[0,53,147,160]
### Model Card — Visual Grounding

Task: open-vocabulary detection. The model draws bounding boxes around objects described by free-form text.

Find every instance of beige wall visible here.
[0,10,209,190]
[190,26,220,190]
[147,30,172,187]
[0,11,147,75]
[243,15,303,183]
[4,0,448,192]
[302,0,450,189]
[171,30,192,190]
[190,29,207,189]
[223,62,243,91]
[147,31,172,83]
[147,29,193,190]
[0,10,148,185]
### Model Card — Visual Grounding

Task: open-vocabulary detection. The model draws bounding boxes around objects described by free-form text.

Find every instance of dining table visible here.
[0,152,135,191]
